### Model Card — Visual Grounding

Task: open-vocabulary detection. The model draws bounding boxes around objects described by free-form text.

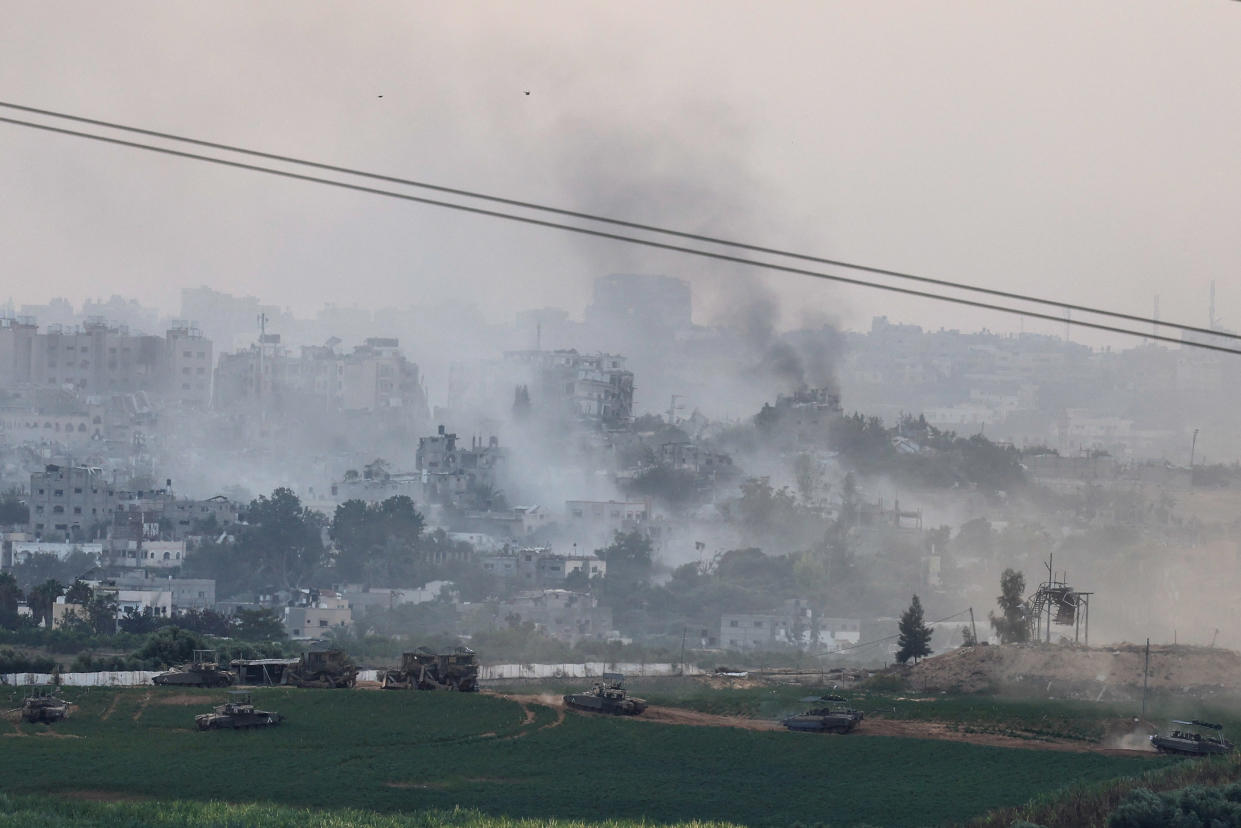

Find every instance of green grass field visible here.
[1,686,1170,827]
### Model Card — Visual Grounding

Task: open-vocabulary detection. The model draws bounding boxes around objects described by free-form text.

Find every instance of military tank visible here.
[781,694,864,734]
[563,673,647,715]
[285,649,357,689]
[195,691,283,730]
[381,646,479,691]
[17,688,69,724]
[153,649,234,688]
[1149,720,1234,756]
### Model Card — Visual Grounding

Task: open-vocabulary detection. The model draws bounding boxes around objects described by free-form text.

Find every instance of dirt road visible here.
[498,693,1155,757]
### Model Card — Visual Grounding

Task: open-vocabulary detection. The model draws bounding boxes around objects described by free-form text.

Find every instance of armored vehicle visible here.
[153,649,234,688]
[285,649,357,688]
[1150,720,1234,756]
[18,688,69,724]
[563,673,647,715]
[195,691,283,730]
[381,646,479,691]
[781,695,864,734]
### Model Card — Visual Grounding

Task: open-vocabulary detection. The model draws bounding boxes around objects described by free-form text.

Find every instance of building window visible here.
[729,619,739,627]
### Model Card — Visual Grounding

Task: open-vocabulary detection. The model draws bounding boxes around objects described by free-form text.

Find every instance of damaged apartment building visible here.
[415,425,507,510]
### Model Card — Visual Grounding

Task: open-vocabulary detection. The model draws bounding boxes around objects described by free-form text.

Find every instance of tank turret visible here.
[563,673,647,715]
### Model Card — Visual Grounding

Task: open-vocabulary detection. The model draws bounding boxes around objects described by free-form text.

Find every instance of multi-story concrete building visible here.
[564,499,650,549]
[164,322,213,407]
[109,572,216,612]
[503,349,634,428]
[26,465,118,540]
[720,600,852,651]
[477,547,606,586]
[29,319,164,394]
[0,315,36,386]
[214,334,426,416]
[282,589,352,639]
[498,589,613,643]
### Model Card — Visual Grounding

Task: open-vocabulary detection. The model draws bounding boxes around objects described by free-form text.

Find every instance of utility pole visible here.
[679,626,687,677]
[1045,553,1054,644]
[1142,638,1150,720]
[968,607,978,646]
[1190,428,1200,468]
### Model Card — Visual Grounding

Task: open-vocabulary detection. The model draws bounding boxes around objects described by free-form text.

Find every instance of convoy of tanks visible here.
[30,648,1241,754]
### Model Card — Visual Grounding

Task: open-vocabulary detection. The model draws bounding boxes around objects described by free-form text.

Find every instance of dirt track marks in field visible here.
[493,695,566,740]
[526,695,1158,757]
[100,694,121,721]
[131,692,152,722]
[152,694,204,706]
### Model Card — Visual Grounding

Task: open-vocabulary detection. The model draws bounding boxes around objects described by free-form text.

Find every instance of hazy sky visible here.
[3,1,1239,343]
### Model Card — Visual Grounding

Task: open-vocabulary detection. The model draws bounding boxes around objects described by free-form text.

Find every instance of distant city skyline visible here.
[3,2,1239,351]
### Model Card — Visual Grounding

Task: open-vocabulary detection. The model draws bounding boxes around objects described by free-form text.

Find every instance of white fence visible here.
[479,662,703,680]
[2,663,703,688]
[1,671,160,687]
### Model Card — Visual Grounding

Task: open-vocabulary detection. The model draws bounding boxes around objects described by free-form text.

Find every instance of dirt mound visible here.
[907,644,1241,698]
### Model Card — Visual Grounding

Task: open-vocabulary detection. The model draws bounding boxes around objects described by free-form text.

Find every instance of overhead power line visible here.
[2,110,1238,356]
[1,99,1232,346]
[829,609,973,655]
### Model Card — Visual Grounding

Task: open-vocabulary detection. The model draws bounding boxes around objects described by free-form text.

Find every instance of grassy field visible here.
[0,685,1170,827]
[0,794,740,828]
[590,678,1241,746]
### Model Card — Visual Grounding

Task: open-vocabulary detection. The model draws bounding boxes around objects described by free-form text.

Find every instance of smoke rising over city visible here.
[3,3,1241,725]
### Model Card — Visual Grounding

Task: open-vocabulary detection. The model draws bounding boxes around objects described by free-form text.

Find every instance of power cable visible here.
[0,99,1233,345]
[829,609,973,654]
[2,113,1239,356]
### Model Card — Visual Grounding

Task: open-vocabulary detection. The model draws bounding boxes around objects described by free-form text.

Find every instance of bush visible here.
[1108,782,1241,827]
[0,647,56,673]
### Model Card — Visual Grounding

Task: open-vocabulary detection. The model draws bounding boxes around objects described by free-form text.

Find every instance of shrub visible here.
[0,647,56,673]
[1108,782,1241,827]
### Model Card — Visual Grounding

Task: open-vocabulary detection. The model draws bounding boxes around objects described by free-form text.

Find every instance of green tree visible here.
[330,496,425,583]
[0,488,29,526]
[231,607,287,642]
[597,530,653,580]
[896,594,933,664]
[134,626,206,667]
[64,579,93,605]
[0,572,21,629]
[26,579,64,628]
[85,590,118,635]
[989,568,1029,643]
[239,488,327,588]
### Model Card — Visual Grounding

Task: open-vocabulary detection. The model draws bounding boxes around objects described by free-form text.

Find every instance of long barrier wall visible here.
[4,663,702,687]
[479,662,703,680]
[1,671,160,686]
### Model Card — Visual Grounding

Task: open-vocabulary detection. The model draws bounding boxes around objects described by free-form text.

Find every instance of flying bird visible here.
[523,90,530,96]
